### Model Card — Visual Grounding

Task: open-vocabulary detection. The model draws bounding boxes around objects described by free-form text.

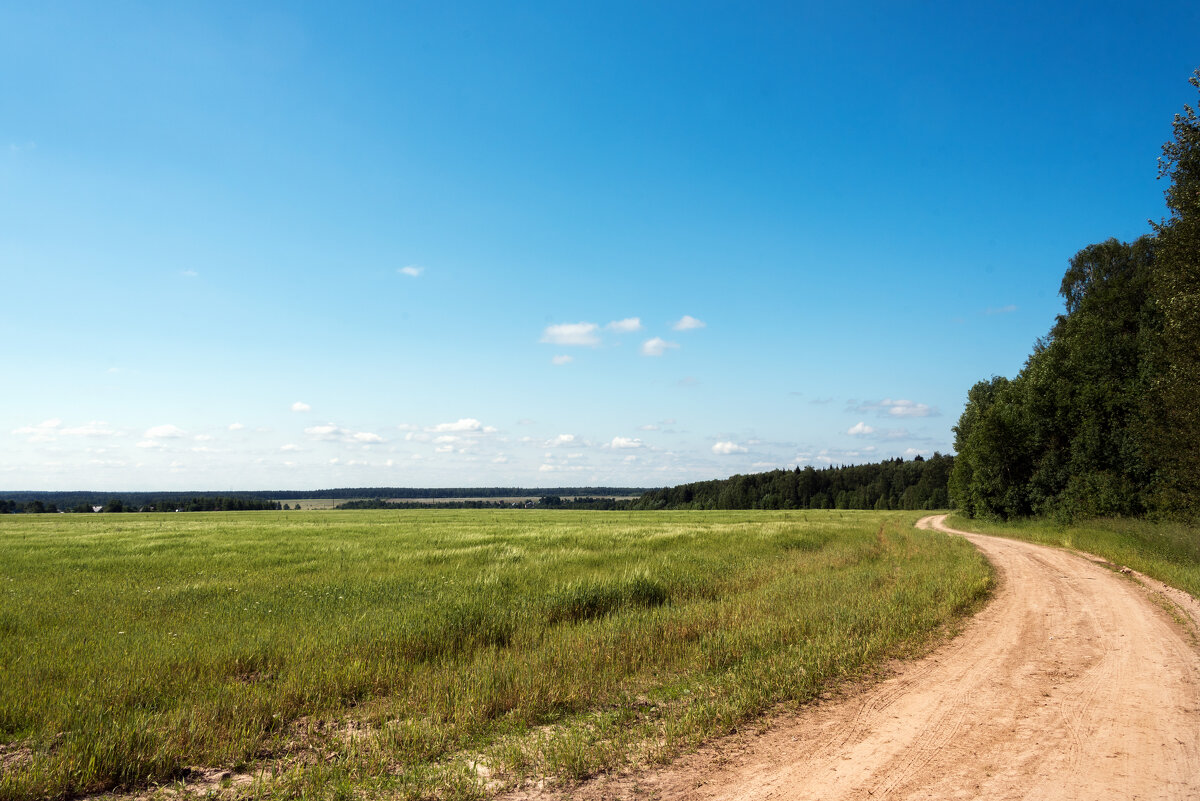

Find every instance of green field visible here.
[0,510,991,800]
[947,514,1200,599]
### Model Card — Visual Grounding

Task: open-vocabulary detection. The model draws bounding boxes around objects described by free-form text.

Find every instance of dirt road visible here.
[516,514,1200,800]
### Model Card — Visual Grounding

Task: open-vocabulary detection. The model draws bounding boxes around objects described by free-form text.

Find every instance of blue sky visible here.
[3,1,1197,490]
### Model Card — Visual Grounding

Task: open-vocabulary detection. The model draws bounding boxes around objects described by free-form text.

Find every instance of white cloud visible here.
[541,322,600,346]
[886,401,935,418]
[136,440,165,449]
[61,421,117,437]
[854,398,939,418]
[637,424,659,431]
[641,337,679,357]
[434,435,459,444]
[180,269,198,278]
[399,265,425,277]
[548,434,576,447]
[606,317,643,333]
[552,354,573,366]
[435,445,454,453]
[431,418,484,432]
[291,401,311,412]
[280,444,300,452]
[847,422,875,436]
[712,441,748,454]
[305,424,342,438]
[13,419,62,442]
[228,422,245,431]
[985,304,1017,315]
[672,315,706,331]
[610,437,644,449]
[308,424,389,444]
[144,424,186,439]
[193,434,213,442]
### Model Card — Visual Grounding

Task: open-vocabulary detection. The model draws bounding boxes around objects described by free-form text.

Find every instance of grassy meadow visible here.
[0,510,990,800]
[946,513,1200,599]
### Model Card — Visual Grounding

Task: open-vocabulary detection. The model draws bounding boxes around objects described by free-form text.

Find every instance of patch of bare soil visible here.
[503,514,1200,800]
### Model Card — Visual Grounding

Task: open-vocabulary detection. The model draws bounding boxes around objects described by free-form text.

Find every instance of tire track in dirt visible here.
[504,515,1200,800]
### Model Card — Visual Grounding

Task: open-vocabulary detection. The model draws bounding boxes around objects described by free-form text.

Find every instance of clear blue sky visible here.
[3,1,1197,490]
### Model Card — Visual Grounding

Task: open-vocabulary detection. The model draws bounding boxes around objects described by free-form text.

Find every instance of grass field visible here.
[0,510,991,800]
[946,514,1200,599]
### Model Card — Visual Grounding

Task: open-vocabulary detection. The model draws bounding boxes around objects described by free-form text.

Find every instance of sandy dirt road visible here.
[510,514,1200,800]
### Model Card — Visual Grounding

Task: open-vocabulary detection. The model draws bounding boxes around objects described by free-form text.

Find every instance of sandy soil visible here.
[506,514,1200,800]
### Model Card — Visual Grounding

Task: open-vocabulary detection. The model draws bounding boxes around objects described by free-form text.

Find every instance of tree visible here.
[1147,69,1200,518]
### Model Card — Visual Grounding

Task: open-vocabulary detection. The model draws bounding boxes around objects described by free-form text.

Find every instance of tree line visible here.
[951,70,1200,521]
[0,497,282,514]
[627,455,953,511]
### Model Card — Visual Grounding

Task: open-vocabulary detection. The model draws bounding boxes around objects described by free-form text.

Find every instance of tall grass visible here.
[946,513,1200,598]
[0,510,990,800]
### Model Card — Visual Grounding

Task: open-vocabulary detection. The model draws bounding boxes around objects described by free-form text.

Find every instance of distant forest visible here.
[951,71,1200,521]
[627,455,953,511]
[0,497,281,514]
[0,463,954,514]
[0,487,646,513]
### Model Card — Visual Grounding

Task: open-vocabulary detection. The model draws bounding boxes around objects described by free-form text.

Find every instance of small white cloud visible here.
[304,424,346,440]
[887,401,935,418]
[434,435,459,444]
[352,432,383,443]
[610,436,644,449]
[492,455,509,464]
[606,317,643,333]
[434,445,454,453]
[672,315,706,331]
[280,444,300,452]
[291,401,311,412]
[61,421,117,437]
[13,419,62,442]
[144,424,187,439]
[431,418,483,432]
[641,337,680,357]
[136,440,165,449]
[180,269,198,278]
[985,304,1017,315]
[847,422,875,436]
[637,424,659,431]
[552,354,574,365]
[541,322,600,346]
[854,398,939,418]
[228,422,245,431]
[399,265,425,277]
[712,441,747,454]
[548,434,576,447]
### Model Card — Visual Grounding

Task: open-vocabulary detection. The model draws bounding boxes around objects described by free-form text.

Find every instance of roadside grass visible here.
[945,514,1200,599]
[0,510,990,800]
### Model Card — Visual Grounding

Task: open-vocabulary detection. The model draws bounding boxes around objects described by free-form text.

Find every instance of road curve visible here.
[515,514,1200,800]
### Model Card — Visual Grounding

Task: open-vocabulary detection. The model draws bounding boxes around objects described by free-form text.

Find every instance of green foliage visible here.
[631,455,953,511]
[952,69,1200,521]
[1146,69,1200,518]
[0,509,990,800]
